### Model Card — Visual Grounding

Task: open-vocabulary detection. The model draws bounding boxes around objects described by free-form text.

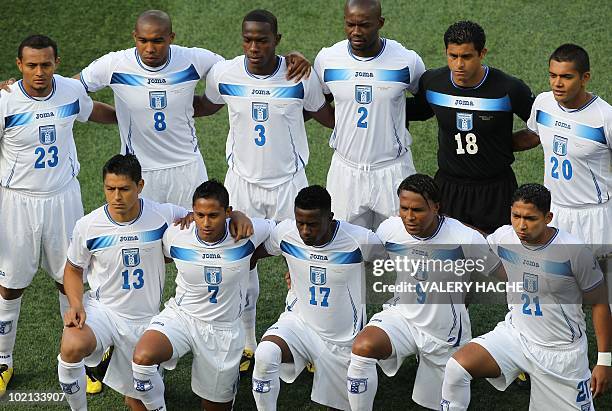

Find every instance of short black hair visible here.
[444,21,486,54]
[511,184,551,214]
[397,174,441,203]
[549,43,590,75]
[295,185,331,213]
[18,34,58,59]
[102,154,142,184]
[243,9,278,35]
[192,180,230,209]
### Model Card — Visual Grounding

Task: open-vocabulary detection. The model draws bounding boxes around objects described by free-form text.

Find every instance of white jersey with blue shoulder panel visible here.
[487,225,604,347]
[376,216,500,346]
[314,39,425,165]
[0,75,93,193]
[80,45,223,171]
[265,219,385,345]
[527,92,612,207]
[205,55,326,188]
[67,198,188,321]
[163,217,274,323]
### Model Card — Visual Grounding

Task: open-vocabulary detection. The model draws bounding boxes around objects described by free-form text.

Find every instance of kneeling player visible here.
[441,184,612,410]
[131,181,274,411]
[347,174,502,410]
[250,186,385,410]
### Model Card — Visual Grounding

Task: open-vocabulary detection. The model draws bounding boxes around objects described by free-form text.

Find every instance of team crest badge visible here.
[456,113,473,131]
[523,273,538,293]
[413,264,428,281]
[60,381,80,395]
[133,378,153,392]
[553,135,568,156]
[149,91,167,109]
[253,378,271,393]
[0,320,13,335]
[355,85,372,104]
[310,266,327,285]
[252,102,269,122]
[440,399,451,411]
[347,377,368,394]
[122,248,141,267]
[204,266,222,285]
[581,403,591,411]
[39,125,56,145]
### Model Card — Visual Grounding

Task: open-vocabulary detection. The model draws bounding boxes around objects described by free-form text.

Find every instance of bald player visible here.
[314,0,425,230]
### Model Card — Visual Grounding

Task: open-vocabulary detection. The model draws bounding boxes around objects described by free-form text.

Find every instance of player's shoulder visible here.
[171,44,223,62]
[141,198,176,222]
[592,95,612,119]
[211,55,242,73]
[376,216,402,236]
[383,38,422,59]
[420,66,450,85]
[53,74,86,94]
[337,220,377,244]
[92,48,134,65]
[533,91,554,106]
[487,224,515,244]
[272,219,296,236]
[75,204,106,232]
[552,227,585,246]
[442,216,481,235]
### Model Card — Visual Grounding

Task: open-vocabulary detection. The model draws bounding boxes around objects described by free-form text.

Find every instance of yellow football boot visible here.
[0,364,14,397]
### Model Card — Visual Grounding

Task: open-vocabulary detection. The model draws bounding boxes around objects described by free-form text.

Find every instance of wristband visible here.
[597,352,611,366]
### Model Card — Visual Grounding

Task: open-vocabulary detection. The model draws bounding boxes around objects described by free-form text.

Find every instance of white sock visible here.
[59,291,70,319]
[440,357,472,411]
[58,356,87,411]
[242,267,259,351]
[252,341,282,411]
[347,353,378,411]
[0,294,22,368]
[132,362,166,410]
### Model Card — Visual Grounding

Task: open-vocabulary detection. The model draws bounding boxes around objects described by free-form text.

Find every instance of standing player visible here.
[525,44,612,309]
[407,21,537,233]
[440,184,612,410]
[0,34,116,395]
[200,9,334,362]
[250,185,385,411]
[347,174,501,410]
[313,0,425,229]
[131,181,274,411]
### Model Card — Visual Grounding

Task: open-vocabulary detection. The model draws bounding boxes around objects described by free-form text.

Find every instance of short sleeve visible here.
[486,230,501,257]
[251,218,276,248]
[509,76,535,122]
[190,47,224,79]
[526,93,541,134]
[361,229,386,262]
[572,245,604,292]
[264,221,289,256]
[407,53,426,95]
[66,222,91,269]
[302,70,326,112]
[313,50,331,95]
[80,52,116,93]
[204,62,224,104]
[76,85,94,123]
[161,226,175,259]
[464,230,501,276]
[158,202,189,224]
[604,108,612,151]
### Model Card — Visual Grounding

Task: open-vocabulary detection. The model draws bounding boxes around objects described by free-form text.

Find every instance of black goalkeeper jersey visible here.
[411,66,534,180]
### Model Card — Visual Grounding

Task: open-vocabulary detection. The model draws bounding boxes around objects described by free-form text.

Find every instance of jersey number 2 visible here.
[357,107,368,128]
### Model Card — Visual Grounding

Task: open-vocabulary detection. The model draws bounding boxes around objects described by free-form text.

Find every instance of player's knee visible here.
[254,340,282,374]
[0,286,24,300]
[132,345,159,366]
[59,330,93,362]
[124,395,146,411]
[351,334,377,358]
[444,357,472,385]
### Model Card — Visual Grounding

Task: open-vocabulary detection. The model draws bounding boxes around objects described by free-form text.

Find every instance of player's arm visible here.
[250,243,273,270]
[88,101,117,124]
[284,51,311,82]
[585,283,612,397]
[306,101,334,129]
[0,78,16,92]
[229,210,254,241]
[511,129,540,151]
[193,94,224,117]
[63,261,87,328]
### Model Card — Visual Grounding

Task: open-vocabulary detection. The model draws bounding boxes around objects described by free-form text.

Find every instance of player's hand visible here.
[64,305,87,329]
[229,210,254,242]
[285,52,311,82]
[591,364,611,398]
[284,271,291,290]
[0,78,16,92]
[174,212,194,230]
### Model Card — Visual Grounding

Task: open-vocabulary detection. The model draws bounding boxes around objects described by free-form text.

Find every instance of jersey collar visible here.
[519,227,559,251]
[104,198,144,226]
[450,65,489,90]
[410,215,445,241]
[243,55,282,79]
[134,47,172,72]
[18,77,56,101]
[557,94,598,113]
[195,220,229,247]
[312,220,340,248]
[347,38,387,62]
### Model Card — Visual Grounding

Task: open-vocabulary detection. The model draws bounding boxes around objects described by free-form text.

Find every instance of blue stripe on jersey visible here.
[170,240,255,262]
[4,99,80,128]
[110,65,200,86]
[324,67,411,84]
[498,246,572,276]
[170,246,201,261]
[86,223,168,251]
[224,240,255,261]
[535,110,607,144]
[425,90,512,112]
[280,241,363,264]
[219,83,304,99]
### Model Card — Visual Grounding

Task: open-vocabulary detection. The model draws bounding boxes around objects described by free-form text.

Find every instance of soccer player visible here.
[200,9,334,362]
[0,34,116,395]
[131,180,274,411]
[406,21,536,234]
[440,184,612,410]
[347,174,502,410]
[525,44,612,310]
[313,0,425,229]
[250,185,385,411]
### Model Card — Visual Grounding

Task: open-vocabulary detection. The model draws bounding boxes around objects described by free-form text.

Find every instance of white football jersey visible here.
[80,45,223,171]
[205,55,326,188]
[67,198,187,321]
[265,219,384,345]
[376,216,500,346]
[0,75,93,193]
[487,225,604,347]
[163,217,274,322]
[314,39,425,165]
[527,92,612,206]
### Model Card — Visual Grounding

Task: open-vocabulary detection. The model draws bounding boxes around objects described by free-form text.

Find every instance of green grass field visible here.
[1,0,611,409]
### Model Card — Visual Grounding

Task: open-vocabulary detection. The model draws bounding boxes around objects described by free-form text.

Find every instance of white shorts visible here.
[551,201,612,258]
[263,311,352,410]
[141,158,208,209]
[146,300,243,403]
[326,151,416,230]
[82,296,151,398]
[224,168,308,221]
[368,307,467,409]
[473,317,594,411]
[0,179,83,288]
